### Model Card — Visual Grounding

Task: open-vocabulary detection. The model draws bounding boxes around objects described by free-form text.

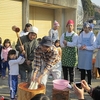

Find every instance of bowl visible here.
[52,79,69,90]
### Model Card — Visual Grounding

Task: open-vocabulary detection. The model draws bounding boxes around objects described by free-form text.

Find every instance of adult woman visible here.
[20,23,32,37]
[60,20,78,84]
[78,22,96,85]
[15,26,38,82]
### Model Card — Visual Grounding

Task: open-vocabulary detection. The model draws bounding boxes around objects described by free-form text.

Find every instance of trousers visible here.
[9,75,18,99]
[62,66,74,83]
[80,69,91,85]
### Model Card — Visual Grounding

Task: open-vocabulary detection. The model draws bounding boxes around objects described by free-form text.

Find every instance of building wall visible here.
[0,0,22,48]
[77,0,84,25]
[54,9,63,37]
[33,0,77,8]
[0,0,77,45]
[29,6,54,38]
[28,0,77,38]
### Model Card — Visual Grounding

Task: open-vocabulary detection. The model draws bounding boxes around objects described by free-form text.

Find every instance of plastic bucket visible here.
[53,79,69,90]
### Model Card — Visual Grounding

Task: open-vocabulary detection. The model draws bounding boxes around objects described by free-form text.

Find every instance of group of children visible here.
[0,37,26,100]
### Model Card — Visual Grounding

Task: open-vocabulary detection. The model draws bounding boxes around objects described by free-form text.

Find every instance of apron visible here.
[78,33,93,70]
[62,33,77,67]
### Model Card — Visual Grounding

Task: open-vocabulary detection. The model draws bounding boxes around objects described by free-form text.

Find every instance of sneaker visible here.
[69,82,74,85]
[49,74,52,79]
[2,76,6,80]
[11,98,17,100]
[67,84,73,90]
[0,73,1,77]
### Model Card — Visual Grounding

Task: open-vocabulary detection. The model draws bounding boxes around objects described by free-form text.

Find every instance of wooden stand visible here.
[18,82,46,100]
[52,88,69,100]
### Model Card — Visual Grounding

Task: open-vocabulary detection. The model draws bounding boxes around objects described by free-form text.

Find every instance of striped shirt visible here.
[34,45,60,71]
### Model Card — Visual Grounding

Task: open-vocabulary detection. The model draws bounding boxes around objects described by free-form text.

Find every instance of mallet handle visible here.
[16,32,23,47]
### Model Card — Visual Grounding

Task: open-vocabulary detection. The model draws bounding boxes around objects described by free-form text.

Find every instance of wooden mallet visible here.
[12,25,23,47]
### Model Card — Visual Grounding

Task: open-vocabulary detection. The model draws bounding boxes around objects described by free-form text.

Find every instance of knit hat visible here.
[40,36,52,47]
[66,20,74,26]
[90,24,94,29]
[29,26,38,34]
[83,22,90,28]
[53,20,60,26]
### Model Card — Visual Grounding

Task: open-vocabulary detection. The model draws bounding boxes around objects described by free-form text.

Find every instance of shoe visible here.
[0,73,1,77]
[11,97,17,100]
[49,74,52,79]
[11,99,16,100]
[2,76,6,80]
[67,84,73,90]
[69,82,74,85]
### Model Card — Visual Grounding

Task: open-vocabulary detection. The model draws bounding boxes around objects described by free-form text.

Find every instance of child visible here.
[1,39,12,79]
[54,40,62,58]
[8,49,25,100]
[31,93,50,100]
[49,40,62,79]
[54,40,62,71]
[49,20,60,43]
[0,37,2,76]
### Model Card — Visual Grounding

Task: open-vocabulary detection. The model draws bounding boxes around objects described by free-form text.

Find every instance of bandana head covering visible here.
[66,20,74,26]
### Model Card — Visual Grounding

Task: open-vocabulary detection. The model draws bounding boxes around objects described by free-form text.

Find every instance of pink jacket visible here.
[1,47,12,61]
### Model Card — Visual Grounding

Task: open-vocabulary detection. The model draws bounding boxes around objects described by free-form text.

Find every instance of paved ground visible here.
[0,68,100,100]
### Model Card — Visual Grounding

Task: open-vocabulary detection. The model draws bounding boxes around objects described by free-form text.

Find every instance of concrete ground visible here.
[0,68,100,100]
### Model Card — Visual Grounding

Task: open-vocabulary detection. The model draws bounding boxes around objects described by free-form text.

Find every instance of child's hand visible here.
[19,45,24,51]
[22,50,25,55]
[63,40,67,46]
[2,60,5,62]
